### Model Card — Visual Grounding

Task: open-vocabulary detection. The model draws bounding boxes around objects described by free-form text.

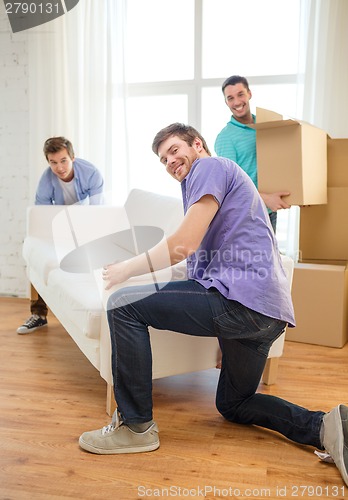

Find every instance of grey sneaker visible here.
[79,410,159,454]
[322,404,348,486]
[17,314,48,334]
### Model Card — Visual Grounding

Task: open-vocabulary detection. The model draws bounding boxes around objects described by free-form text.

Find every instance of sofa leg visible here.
[262,357,279,385]
[30,284,39,301]
[106,383,116,416]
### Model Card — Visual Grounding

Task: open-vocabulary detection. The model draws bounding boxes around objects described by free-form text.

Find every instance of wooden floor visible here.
[1,297,348,500]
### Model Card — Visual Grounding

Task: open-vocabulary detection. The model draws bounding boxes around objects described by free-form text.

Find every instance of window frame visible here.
[125,0,301,147]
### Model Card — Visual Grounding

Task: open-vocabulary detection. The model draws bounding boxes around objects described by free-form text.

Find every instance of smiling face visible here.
[158,135,207,182]
[223,82,253,124]
[47,148,75,182]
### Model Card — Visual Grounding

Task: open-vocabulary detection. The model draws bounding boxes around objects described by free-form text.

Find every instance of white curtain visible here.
[283,0,348,261]
[27,0,347,254]
[27,0,128,204]
[302,0,348,137]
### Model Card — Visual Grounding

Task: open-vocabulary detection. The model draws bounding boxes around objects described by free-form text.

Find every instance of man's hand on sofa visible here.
[103,195,219,291]
[103,261,132,290]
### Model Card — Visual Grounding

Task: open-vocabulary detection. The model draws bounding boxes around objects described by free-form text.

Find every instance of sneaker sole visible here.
[323,404,348,486]
[78,436,160,454]
[17,324,48,335]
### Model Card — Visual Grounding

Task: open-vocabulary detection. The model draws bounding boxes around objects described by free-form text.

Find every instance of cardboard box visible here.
[327,137,348,187]
[251,108,327,206]
[300,259,347,266]
[287,262,348,347]
[299,187,348,261]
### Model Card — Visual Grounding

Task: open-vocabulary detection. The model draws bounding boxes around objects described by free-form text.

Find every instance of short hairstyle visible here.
[221,75,250,94]
[43,137,75,160]
[152,123,211,156]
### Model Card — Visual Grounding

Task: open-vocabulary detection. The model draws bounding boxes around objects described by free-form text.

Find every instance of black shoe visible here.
[17,314,47,334]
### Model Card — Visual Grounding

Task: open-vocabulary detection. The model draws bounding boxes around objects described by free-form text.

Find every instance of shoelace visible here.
[314,450,334,463]
[24,315,41,327]
[101,411,156,435]
[102,410,123,435]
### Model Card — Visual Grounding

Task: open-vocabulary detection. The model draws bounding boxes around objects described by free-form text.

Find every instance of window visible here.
[123,0,302,250]
[125,0,195,83]
[202,0,300,78]
[126,94,188,197]
[125,0,302,188]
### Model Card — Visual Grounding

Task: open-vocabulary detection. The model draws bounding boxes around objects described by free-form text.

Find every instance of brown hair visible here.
[152,123,211,156]
[43,137,75,160]
[222,75,250,93]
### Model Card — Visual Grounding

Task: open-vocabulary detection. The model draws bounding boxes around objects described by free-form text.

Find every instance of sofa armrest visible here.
[26,206,65,241]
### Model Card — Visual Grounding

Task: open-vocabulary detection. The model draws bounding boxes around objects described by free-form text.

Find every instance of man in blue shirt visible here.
[215,75,291,232]
[78,123,348,490]
[35,136,104,205]
[17,136,104,334]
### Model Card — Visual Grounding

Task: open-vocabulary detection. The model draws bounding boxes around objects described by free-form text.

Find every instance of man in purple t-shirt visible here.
[79,124,348,489]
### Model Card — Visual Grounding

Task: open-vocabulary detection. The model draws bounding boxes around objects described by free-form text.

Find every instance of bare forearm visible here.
[103,195,218,289]
[125,235,191,278]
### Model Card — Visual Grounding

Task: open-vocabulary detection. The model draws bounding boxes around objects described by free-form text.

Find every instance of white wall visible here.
[0,6,29,297]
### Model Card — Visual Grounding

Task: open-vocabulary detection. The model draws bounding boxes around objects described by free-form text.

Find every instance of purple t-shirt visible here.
[181,156,295,327]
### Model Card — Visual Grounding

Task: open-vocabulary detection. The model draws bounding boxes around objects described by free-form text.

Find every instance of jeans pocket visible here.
[213,302,283,342]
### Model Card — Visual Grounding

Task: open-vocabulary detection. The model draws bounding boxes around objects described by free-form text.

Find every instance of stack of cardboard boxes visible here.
[253,109,348,348]
[292,138,348,347]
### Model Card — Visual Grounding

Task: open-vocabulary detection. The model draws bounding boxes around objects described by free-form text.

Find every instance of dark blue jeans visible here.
[107,280,324,449]
[269,211,277,233]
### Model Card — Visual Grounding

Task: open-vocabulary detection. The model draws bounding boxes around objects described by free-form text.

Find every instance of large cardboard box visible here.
[299,187,348,261]
[327,137,348,187]
[287,262,348,348]
[251,108,327,206]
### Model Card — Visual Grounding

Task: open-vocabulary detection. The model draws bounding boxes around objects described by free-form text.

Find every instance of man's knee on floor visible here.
[216,398,245,423]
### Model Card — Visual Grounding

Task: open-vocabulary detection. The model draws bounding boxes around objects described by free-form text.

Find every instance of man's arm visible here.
[103,194,219,290]
[260,191,291,212]
[88,169,104,205]
[35,171,54,205]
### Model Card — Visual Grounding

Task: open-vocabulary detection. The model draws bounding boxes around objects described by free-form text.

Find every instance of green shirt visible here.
[214,114,257,187]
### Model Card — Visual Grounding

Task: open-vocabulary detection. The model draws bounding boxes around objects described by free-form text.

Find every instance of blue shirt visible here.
[214,114,257,186]
[35,158,104,205]
[181,156,295,327]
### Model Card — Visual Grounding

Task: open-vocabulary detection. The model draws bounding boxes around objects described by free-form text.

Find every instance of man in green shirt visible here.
[215,75,291,232]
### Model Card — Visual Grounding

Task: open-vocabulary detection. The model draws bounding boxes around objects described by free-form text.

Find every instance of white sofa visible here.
[23,189,293,414]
